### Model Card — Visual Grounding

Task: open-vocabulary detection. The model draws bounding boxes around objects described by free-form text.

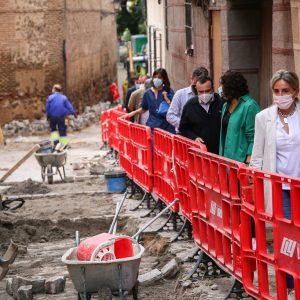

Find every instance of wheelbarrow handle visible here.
[108,191,128,234]
[132,198,179,240]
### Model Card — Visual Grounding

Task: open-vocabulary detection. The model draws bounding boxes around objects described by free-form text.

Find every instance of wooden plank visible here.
[0,144,40,183]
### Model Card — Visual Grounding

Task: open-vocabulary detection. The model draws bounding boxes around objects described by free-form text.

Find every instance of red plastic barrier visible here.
[130,123,153,193]
[117,117,133,179]
[239,167,300,300]
[108,109,126,151]
[188,147,243,279]
[173,135,206,221]
[153,129,179,213]
[100,110,110,143]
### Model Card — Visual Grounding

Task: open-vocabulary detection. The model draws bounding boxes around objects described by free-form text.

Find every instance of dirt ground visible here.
[0,124,238,299]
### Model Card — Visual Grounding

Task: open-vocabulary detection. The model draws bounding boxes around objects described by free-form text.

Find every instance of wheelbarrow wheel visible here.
[98,287,112,300]
[132,282,139,300]
[78,292,92,300]
[41,167,45,182]
[46,164,53,184]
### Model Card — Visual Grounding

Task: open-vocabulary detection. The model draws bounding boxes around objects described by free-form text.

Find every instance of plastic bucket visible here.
[39,140,52,153]
[77,233,134,261]
[104,171,126,193]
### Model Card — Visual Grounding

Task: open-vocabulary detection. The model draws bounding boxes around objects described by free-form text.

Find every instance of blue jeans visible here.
[283,190,294,289]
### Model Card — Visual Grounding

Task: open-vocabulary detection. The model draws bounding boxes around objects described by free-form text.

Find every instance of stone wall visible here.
[66,0,117,112]
[0,0,117,125]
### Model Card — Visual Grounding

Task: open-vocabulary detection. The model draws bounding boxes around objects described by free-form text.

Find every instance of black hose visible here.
[1,198,25,210]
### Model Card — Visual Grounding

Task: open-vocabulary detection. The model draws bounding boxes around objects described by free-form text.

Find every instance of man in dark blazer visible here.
[179,75,222,154]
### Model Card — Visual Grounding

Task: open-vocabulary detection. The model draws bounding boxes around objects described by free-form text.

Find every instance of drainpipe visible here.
[148,25,153,75]
[153,29,157,70]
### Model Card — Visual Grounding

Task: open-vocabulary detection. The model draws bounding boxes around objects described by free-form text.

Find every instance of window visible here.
[185,0,193,56]
[165,0,169,50]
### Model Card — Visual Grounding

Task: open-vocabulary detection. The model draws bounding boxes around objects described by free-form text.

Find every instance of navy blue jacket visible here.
[46,92,75,118]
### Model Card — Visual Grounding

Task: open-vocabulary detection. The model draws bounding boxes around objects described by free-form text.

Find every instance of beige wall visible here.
[146,0,165,74]
[0,0,117,125]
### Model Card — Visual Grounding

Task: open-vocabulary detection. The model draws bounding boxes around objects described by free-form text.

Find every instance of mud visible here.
[3,178,51,195]
[0,178,128,247]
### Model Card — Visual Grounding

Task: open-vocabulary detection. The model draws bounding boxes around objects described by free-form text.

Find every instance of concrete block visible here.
[181,280,192,288]
[31,277,45,293]
[161,259,179,278]
[6,278,13,295]
[138,269,162,286]
[12,276,31,299]
[17,285,33,300]
[45,276,66,294]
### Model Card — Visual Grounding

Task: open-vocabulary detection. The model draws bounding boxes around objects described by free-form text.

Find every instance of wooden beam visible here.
[0,144,40,183]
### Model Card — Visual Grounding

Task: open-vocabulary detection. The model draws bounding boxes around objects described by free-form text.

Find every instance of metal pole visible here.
[159,33,162,68]
[112,202,120,235]
[148,25,153,75]
[153,29,157,70]
[108,191,128,234]
[132,198,179,240]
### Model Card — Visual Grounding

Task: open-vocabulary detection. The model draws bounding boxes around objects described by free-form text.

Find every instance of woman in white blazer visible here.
[250,70,300,290]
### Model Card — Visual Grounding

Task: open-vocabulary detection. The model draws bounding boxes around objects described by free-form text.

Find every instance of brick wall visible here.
[0,0,117,125]
[66,0,117,111]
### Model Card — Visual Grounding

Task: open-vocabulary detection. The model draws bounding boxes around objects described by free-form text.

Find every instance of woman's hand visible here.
[162,91,171,104]
[245,155,251,165]
[195,137,205,144]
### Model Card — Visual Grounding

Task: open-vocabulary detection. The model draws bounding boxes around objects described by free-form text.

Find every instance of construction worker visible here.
[46,84,77,146]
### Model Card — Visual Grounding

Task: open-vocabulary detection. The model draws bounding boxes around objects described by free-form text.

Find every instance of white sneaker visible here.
[252,238,257,250]
[288,289,295,300]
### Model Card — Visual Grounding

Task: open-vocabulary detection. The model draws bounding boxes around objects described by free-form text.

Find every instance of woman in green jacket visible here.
[219,70,260,163]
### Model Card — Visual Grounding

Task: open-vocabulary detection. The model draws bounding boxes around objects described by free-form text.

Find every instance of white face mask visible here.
[153,78,163,88]
[198,93,213,104]
[273,94,294,110]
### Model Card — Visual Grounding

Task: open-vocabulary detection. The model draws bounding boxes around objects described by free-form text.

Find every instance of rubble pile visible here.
[3,102,111,137]
[3,179,51,195]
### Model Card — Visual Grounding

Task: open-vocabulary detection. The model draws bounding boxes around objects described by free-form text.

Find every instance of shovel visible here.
[0,240,18,281]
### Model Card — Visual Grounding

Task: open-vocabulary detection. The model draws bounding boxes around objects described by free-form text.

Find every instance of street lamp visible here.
[113,0,121,11]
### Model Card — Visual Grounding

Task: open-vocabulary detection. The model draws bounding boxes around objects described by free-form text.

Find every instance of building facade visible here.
[147,0,297,109]
[0,0,117,125]
[146,0,166,75]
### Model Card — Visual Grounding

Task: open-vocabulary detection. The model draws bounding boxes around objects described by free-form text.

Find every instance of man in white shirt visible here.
[166,67,208,133]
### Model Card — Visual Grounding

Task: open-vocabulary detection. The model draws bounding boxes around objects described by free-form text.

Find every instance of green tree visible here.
[117,0,146,36]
